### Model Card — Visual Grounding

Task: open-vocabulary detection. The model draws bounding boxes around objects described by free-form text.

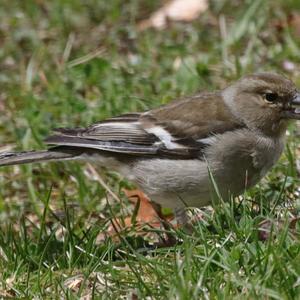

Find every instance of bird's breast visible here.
[126,129,285,209]
[205,129,285,198]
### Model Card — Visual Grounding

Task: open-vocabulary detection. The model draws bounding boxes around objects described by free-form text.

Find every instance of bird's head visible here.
[223,72,300,136]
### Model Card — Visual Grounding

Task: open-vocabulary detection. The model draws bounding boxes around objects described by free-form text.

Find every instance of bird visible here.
[0,72,299,228]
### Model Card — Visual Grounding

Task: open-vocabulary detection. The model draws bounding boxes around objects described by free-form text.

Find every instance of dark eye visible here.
[265,93,278,102]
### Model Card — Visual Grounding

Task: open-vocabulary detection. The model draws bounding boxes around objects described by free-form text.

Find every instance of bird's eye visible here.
[265,93,278,103]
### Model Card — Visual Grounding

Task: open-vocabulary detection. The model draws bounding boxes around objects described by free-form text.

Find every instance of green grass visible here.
[0,0,300,298]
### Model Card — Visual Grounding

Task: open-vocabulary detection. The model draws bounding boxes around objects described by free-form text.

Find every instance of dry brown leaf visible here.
[274,13,300,39]
[258,216,300,241]
[289,13,300,38]
[0,144,14,152]
[103,189,174,240]
[38,70,49,86]
[0,92,6,112]
[0,289,16,298]
[123,189,165,224]
[138,0,208,31]
[64,274,84,292]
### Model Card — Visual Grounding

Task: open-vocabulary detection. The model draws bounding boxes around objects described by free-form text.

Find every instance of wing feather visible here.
[46,135,158,155]
[45,93,243,159]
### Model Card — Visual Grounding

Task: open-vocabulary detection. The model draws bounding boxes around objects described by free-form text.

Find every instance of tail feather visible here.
[0,148,78,167]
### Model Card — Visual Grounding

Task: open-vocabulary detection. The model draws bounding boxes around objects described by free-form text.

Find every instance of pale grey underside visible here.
[80,128,285,210]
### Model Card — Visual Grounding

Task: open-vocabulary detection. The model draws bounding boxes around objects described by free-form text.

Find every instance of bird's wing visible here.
[45,93,243,159]
[46,113,159,155]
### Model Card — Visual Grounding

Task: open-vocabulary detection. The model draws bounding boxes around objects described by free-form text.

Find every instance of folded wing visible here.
[46,93,243,159]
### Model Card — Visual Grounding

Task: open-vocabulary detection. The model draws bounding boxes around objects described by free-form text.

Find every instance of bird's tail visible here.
[0,147,79,167]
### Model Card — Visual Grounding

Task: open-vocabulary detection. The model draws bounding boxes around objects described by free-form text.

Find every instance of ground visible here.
[0,0,300,298]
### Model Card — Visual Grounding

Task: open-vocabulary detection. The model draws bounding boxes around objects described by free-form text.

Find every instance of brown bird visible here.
[0,72,299,227]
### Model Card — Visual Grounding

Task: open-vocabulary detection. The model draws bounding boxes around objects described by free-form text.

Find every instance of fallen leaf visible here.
[100,189,175,243]
[289,13,300,38]
[274,13,300,39]
[0,144,15,152]
[0,92,6,112]
[0,289,16,298]
[38,70,49,86]
[258,216,300,241]
[123,189,168,224]
[64,274,84,292]
[138,0,208,31]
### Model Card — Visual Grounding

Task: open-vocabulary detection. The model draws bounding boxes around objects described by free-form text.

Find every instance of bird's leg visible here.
[149,202,178,247]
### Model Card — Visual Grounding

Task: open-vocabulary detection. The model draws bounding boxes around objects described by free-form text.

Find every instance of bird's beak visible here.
[282,92,300,120]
